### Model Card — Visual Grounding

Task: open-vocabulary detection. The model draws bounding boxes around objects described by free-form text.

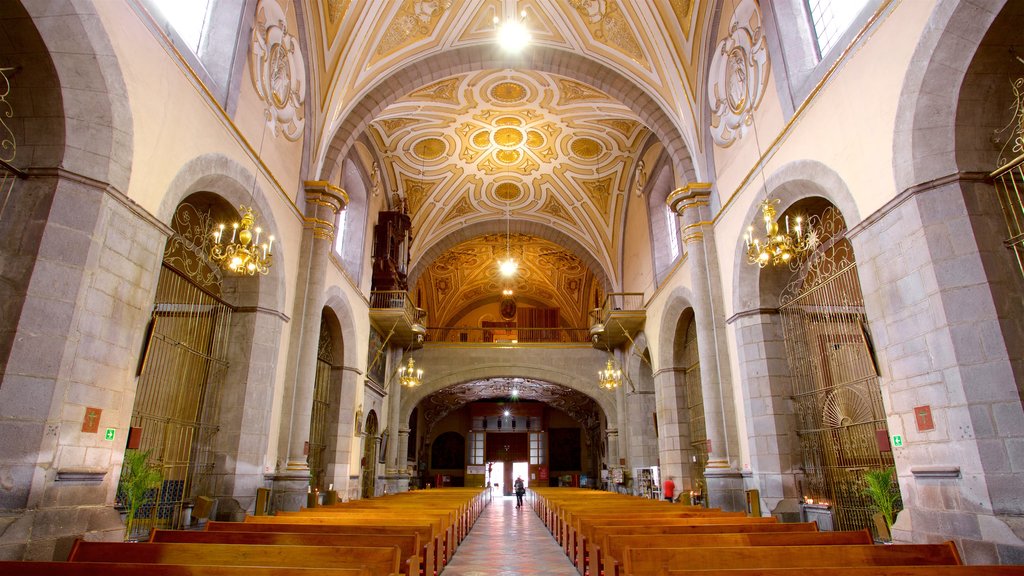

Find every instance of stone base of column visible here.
[267,472,311,512]
[704,467,747,512]
[382,472,410,495]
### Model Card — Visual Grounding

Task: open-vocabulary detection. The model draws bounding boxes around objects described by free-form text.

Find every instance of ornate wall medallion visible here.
[707,0,769,147]
[251,0,307,141]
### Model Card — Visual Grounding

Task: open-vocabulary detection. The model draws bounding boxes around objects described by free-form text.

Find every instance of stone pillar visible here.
[397,428,411,472]
[274,181,346,510]
[605,428,619,472]
[652,367,688,486]
[386,349,403,473]
[669,184,744,510]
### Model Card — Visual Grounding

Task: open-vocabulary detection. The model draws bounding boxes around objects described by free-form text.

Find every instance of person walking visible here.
[514,476,526,508]
[663,476,675,503]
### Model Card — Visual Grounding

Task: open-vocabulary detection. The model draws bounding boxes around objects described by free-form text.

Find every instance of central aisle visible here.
[443,492,576,575]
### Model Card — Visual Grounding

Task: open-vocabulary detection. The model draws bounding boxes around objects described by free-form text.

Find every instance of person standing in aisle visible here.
[663,476,676,502]
[514,476,526,508]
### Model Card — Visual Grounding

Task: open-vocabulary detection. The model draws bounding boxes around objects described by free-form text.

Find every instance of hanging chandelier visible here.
[743,198,817,268]
[398,357,423,388]
[598,356,622,390]
[210,205,275,275]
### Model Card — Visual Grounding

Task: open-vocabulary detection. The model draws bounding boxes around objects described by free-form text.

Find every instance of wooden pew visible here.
[67,541,402,576]
[600,530,873,576]
[150,529,421,576]
[621,542,962,576]
[573,515,779,571]
[0,562,373,576]
[663,568,1024,576]
[272,508,455,564]
[213,520,438,576]
[587,523,820,576]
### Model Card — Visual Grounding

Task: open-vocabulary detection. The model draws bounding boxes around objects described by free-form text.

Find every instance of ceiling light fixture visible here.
[599,354,622,390]
[494,10,530,52]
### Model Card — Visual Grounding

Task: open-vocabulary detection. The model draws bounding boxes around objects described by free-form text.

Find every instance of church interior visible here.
[1,0,1023,569]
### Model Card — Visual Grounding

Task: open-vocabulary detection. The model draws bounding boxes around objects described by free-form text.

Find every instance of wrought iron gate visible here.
[309,323,334,490]
[682,319,707,499]
[120,203,232,539]
[361,411,379,498]
[779,206,894,534]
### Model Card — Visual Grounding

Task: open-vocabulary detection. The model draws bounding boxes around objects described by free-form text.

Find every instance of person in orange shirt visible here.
[663,476,676,502]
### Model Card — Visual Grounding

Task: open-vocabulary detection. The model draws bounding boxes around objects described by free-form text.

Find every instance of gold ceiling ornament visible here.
[210,205,275,276]
[397,356,423,388]
[743,198,818,268]
[598,354,622,390]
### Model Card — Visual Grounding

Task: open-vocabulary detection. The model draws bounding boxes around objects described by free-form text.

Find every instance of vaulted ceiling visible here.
[299,1,714,325]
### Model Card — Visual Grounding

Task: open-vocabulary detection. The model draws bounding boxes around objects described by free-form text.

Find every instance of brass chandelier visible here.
[210,205,275,275]
[398,357,423,388]
[598,355,622,390]
[743,198,817,268]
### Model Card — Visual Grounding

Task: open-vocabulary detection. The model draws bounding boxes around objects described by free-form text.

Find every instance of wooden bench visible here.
[622,542,962,576]
[67,541,402,576]
[0,562,373,576]
[568,509,747,562]
[662,568,1024,576]
[573,515,779,571]
[600,530,873,576]
[215,520,438,576]
[586,522,820,576]
[150,529,421,576]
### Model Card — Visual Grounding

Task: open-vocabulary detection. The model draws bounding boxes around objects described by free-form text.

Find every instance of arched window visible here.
[806,0,873,57]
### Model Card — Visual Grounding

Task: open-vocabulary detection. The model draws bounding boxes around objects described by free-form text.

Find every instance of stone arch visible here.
[20,1,134,190]
[317,44,698,187]
[398,358,616,431]
[733,159,860,313]
[408,218,615,292]
[655,284,699,371]
[322,286,363,372]
[892,0,1007,192]
[159,153,288,313]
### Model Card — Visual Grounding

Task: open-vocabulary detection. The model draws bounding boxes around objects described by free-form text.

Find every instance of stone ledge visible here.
[910,466,961,479]
[55,468,107,483]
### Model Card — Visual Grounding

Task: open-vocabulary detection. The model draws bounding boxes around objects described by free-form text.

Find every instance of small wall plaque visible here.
[915,405,934,431]
[82,407,102,433]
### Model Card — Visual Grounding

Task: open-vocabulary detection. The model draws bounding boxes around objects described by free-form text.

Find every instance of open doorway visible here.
[512,461,529,489]
[488,461,504,495]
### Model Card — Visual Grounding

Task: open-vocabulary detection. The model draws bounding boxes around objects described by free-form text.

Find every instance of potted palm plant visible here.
[862,466,902,542]
[119,449,162,541]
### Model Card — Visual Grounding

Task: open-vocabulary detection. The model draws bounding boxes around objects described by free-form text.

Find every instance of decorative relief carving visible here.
[327,0,350,23]
[568,0,646,64]
[376,0,451,57]
[251,0,307,141]
[0,67,15,162]
[581,176,613,215]
[557,78,609,105]
[707,0,769,147]
[408,77,462,104]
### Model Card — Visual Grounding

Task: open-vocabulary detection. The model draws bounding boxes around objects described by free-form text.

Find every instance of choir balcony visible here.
[368,290,426,348]
[589,292,646,349]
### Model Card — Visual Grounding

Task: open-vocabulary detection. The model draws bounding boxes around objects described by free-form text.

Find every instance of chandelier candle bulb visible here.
[231,222,238,243]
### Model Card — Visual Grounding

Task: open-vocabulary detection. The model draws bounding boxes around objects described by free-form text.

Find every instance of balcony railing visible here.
[992,152,1024,277]
[424,326,591,344]
[369,290,422,318]
[590,292,645,325]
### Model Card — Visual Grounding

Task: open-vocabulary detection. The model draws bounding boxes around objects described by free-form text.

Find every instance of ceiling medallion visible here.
[414,137,446,160]
[493,182,523,202]
[570,137,603,160]
[490,81,527,103]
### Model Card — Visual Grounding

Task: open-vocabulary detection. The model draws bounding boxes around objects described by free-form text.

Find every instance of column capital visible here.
[667,182,713,216]
[303,180,348,241]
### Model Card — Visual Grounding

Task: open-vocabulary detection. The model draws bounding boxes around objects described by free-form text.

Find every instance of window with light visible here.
[529,432,545,465]
[806,0,871,57]
[469,432,484,465]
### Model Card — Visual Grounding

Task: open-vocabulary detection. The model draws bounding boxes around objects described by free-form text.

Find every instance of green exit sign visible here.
[104,428,116,441]
[891,434,903,447]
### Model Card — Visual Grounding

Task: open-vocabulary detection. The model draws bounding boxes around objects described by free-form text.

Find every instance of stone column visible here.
[386,349,403,473]
[605,428,619,471]
[273,181,346,510]
[397,428,411,472]
[669,184,744,510]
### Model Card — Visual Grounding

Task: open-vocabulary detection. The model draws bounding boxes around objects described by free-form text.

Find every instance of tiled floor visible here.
[442,493,576,575]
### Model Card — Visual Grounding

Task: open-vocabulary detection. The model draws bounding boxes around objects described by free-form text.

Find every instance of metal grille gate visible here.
[779,206,893,535]
[120,202,232,539]
[309,323,334,490]
[682,319,708,498]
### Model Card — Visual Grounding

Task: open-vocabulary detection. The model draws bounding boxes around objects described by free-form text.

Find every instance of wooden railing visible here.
[369,290,424,320]
[590,292,645,325]
[992,152,1024,277]
[423,326,591,344]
